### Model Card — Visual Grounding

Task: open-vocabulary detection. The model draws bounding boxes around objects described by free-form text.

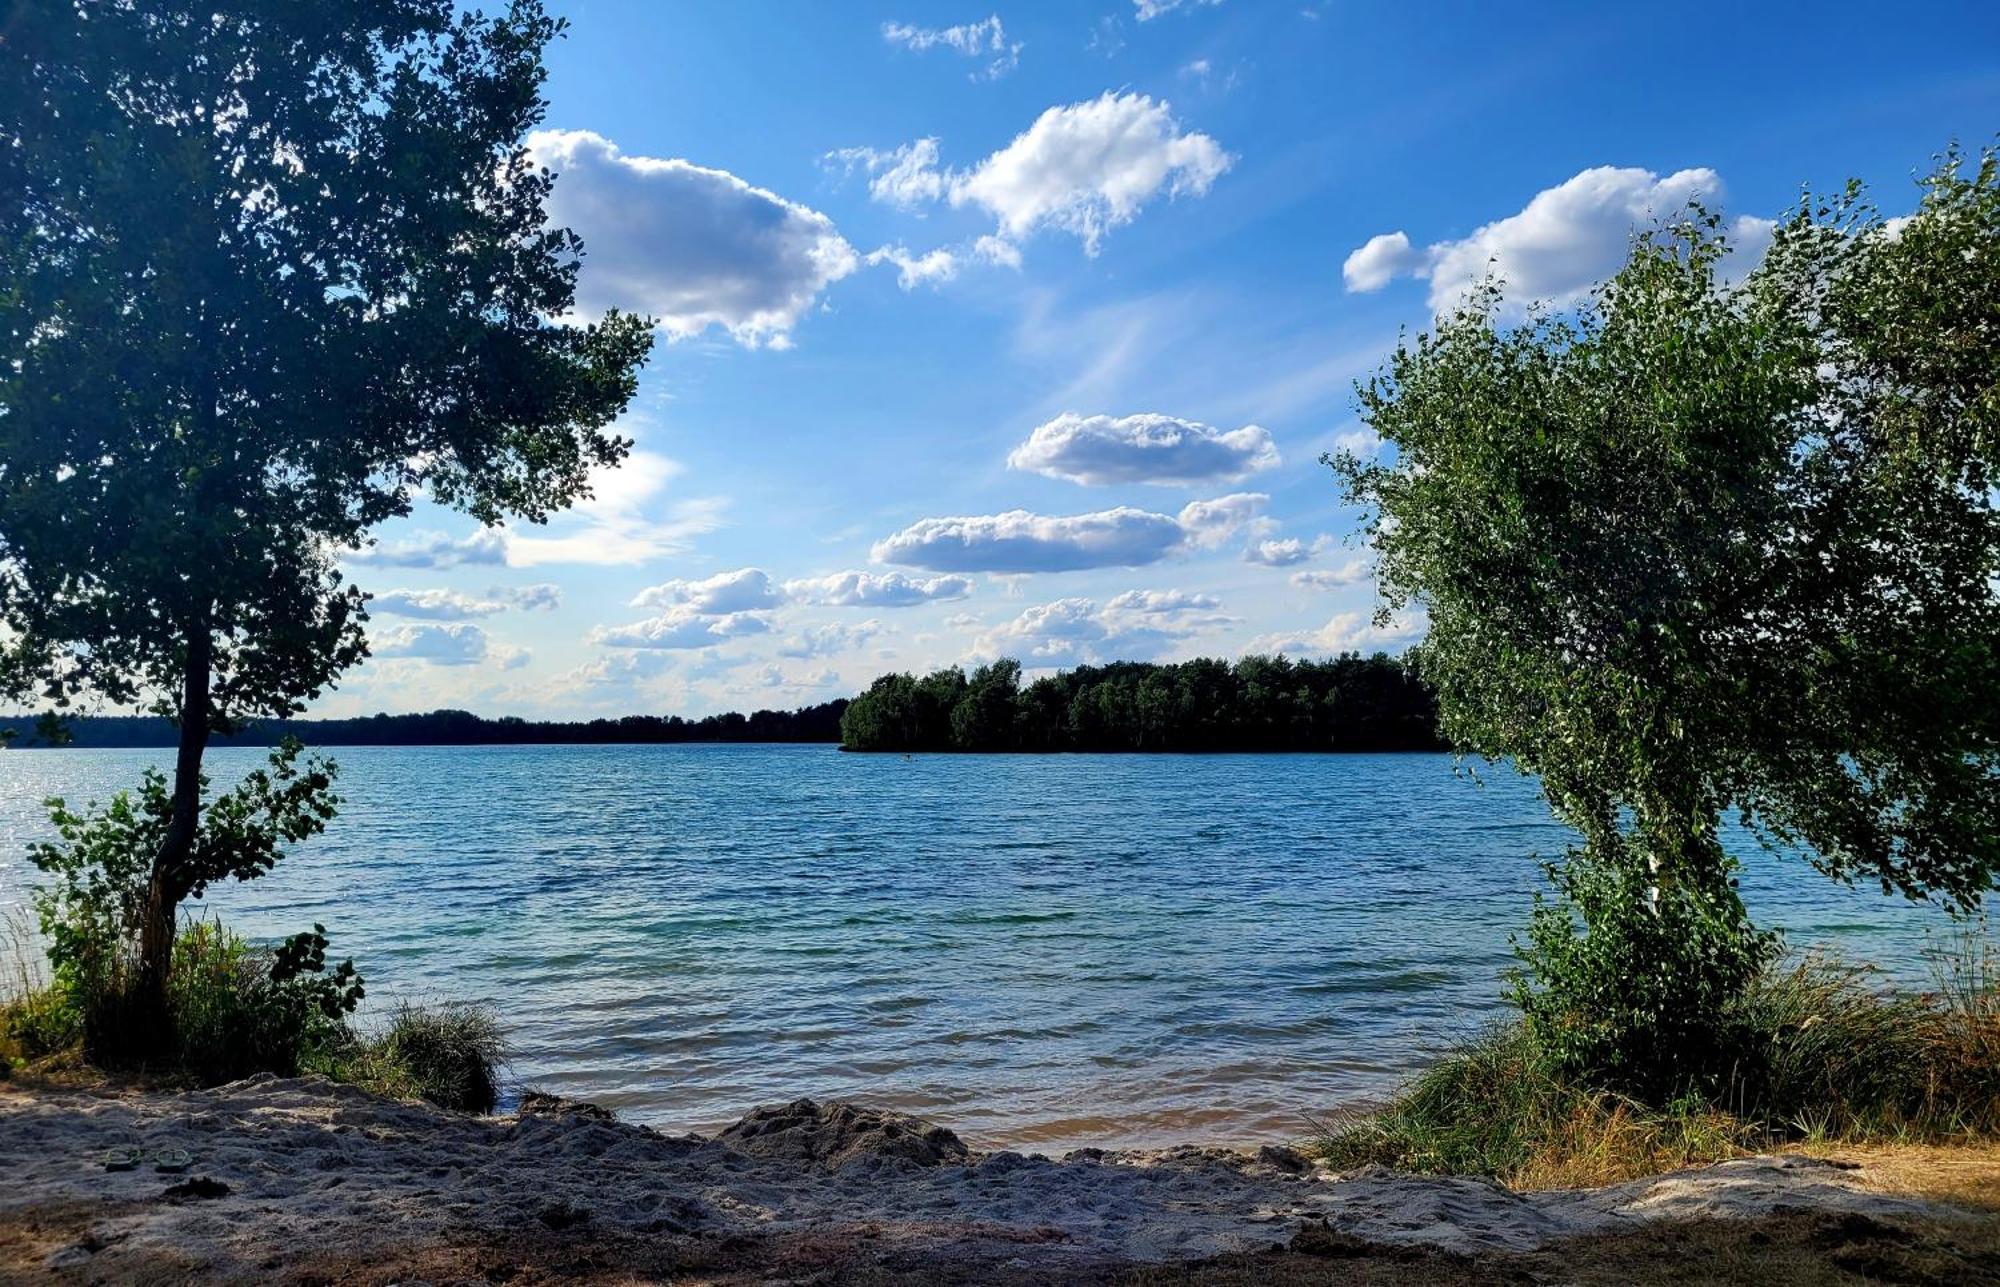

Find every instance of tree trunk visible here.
[131,624,212,1053]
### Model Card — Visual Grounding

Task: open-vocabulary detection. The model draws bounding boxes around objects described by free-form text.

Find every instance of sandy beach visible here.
[4,1074,1996,1283]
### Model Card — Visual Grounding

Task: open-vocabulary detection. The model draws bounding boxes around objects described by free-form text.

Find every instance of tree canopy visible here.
[1336,146,1999,1090]
[0,0,653,1036]
[1338,148,2000,913]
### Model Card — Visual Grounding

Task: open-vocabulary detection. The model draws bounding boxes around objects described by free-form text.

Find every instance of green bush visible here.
[313,1001,507,1113]
[167,921,362,1084]
[1510,843,1777,1101]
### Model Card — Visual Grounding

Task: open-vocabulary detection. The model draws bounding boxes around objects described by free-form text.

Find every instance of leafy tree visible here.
[1335,147,1999,1091]
[0,0,652,1042]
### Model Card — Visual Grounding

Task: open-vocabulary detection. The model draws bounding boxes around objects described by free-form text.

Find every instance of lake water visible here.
[0,745,1964,1150]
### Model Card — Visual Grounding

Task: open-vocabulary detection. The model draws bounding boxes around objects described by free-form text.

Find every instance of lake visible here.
[0,744,1963,1150]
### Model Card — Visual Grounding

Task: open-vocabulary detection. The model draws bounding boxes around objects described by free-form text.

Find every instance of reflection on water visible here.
[0,745,1958,1150]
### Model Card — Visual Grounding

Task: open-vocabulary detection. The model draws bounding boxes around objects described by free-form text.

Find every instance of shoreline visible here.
[5,1073,1994,1283]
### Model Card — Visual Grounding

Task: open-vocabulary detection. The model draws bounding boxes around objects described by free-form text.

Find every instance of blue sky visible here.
[330,0,2000,719]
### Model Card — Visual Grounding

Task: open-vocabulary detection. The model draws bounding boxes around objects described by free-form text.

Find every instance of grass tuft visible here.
[1313,936,2000,1188]
[318,1001,507,1114]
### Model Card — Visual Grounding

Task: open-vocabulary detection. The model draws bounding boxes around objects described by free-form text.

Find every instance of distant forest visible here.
[1,703,850,749]
[840,654,1443,753]
[5,653,1445,753]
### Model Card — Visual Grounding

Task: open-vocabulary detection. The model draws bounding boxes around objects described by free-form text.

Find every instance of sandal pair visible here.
[100,1147,191,1172]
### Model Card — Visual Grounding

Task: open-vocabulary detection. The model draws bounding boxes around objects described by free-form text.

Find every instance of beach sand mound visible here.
[0,1075,1981,1283]
[716,1096,973,1171]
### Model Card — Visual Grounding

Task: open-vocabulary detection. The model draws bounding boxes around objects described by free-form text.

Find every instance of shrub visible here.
[1510,843,1777,1101]
[316,1002,506,1113]
[168,921,363,1085]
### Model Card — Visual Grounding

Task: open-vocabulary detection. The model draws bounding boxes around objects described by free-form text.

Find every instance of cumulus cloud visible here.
[973,590,1227,665]
[1135,0,1223,18]
[1290,559,1371,590]
[778,620,885,659]
[827,138,951,210]
[784,570,973,608]
[881,15,1022,79]
[507,583,563,612]
[369,588,507,620]
[865,243,960,289]
[530,129,859,347]
[630,567,782,614]
[1344,165,1772,313]
[1341,231,1421,292]
[1105,588,1221,615]
[872,506,1189,573]
[1245,535,1331,567]
[349,529,507,571]
[1176,492,1271,549]
[373,622,512,666]
[1008,412,1278,486]
[835,93,1230,256]
[591,606,773,650]
[756,663,843,691]
[1247,610,1424,657]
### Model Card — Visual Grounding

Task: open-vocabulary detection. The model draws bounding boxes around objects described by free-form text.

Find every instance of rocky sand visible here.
[0,1075,1972,1282]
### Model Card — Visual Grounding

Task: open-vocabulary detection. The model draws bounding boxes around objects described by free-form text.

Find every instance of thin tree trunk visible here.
[132,623,212,1051]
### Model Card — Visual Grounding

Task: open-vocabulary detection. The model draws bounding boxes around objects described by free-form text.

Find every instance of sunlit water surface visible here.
[0,745,1961,1150]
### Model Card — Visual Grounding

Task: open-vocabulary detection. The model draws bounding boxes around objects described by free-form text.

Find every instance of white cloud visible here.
[839,93,1230,256]
[865,243,960,289]
[1290,559,1371,590]
[1105,588,1221,615]
[1176,492,1271,549]
[530,129,859,347]
[778,620,885,659]
[370,588,507,620]
[373,622,511,666]
[973,591,1227,664]
[1341,231,1421,292]
[507,583,563,612]
[1345,165,1773,313]
[1333,427,1383,459]
[828,138,951,209]
[349,529,507,571]
[872,506,1188,573]
[973,234,1023,268]
[630,567,782,614]
[504,450,727,567]
[1245,535,1331,567]
[1009,412,1278,486]
[784,570,974,608]
[881,15,1022,79]
[1135,0,1223,18]
[591,606,773,650]
[756,663,843,691]
[1247,610,1424,657]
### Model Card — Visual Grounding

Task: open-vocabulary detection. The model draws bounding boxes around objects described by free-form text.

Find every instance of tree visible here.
[1335,147,1999,1091]
[0,1,653,1043]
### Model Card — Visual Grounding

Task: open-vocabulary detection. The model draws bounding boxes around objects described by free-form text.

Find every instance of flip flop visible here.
[152,1148,192,1174]
[100,1147,143,1171]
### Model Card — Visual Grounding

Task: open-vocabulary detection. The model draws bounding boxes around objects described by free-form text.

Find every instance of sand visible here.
[0,1074,1968,1282]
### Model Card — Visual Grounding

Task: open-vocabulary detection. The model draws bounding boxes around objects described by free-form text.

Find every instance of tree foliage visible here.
[2,701,852,748]
[0,0,652,1036]
[840,653,1442,753]
[1336,145,2000,1090]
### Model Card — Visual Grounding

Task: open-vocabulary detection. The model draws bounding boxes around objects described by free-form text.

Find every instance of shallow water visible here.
[0,745,1962,1150]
